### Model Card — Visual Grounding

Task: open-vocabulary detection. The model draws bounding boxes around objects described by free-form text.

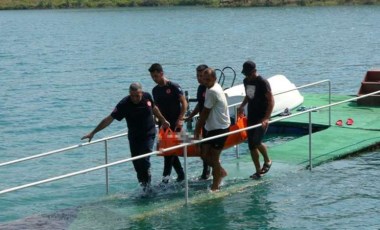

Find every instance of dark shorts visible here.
[247,122,268,150]
[203,128,229,150]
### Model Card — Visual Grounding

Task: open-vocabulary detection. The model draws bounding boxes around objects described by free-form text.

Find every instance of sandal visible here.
[250,172,261,179]
[261,161,272,174]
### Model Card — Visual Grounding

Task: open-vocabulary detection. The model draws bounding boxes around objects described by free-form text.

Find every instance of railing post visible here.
[234,105,240,159]
[183,139,189,205]
[104,140,109,194]
[308,112,313,171]
[328,80,331,126]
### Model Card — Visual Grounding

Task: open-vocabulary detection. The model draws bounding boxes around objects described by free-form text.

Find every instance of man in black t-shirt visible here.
[81,82,169,190]
[184,64,210,180]
[238,61,274,180]
[149,63,187,183]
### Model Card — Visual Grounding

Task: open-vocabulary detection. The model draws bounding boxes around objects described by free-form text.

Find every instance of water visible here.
[1,6,380,229]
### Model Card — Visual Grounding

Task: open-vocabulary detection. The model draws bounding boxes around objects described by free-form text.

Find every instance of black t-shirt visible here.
[110,92,156,139]
[152,81,183,125]
[243,75,272,123]
[196,84,207,113]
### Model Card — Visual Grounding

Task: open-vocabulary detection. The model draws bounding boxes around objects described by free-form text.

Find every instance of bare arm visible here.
[176,95,188,129]
[153,105,170,129]
[184,103,200,121]
[194,107,211,139]
[262,91,275,129]
[238,96,249,115]
[81,115,114,142]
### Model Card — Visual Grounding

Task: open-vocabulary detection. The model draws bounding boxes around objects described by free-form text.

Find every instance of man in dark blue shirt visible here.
[149,63,187,183]
[81,82,169,190]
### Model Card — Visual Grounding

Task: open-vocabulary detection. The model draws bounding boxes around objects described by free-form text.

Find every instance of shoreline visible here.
[0,0,379,10]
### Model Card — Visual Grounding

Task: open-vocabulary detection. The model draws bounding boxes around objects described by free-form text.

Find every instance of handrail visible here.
[0,132,128,167]
[215,68,224,86]
[221,66,236,88]
[1,90,379,196]
[0,149,158,195]
[0,119,265,195]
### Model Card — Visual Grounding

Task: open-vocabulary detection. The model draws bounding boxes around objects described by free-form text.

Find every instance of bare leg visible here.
[200,144,212,166]
[257,143,271,165]
[201,144,227,191]
[209,148,224,191]
[250,147,261,174]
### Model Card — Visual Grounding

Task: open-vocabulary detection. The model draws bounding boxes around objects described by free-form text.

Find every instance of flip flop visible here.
[346,118,354,125]
[261,161,272,174]
[336,120,343,126]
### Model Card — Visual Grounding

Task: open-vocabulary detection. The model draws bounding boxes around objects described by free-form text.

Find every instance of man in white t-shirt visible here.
[194,68,231,191]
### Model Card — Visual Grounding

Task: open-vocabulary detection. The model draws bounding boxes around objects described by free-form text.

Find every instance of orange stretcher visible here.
[157,116,247,157]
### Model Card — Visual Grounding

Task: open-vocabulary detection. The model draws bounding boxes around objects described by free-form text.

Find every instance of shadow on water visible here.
[0,177,267,229]
[0,207,79,230]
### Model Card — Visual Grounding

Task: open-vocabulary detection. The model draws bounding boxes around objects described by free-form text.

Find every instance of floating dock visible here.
[234,93,380,170]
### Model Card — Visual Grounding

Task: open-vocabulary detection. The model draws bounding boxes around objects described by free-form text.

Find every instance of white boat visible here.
[224,74,304,117]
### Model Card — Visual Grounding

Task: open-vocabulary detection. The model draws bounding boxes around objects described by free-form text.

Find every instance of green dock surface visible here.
[234,94,380,170]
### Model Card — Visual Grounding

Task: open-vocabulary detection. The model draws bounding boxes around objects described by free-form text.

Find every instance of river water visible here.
[0,6,379,229]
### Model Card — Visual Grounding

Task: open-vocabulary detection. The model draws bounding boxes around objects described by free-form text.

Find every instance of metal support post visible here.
[104,140,109,194]
[308,112,312,171]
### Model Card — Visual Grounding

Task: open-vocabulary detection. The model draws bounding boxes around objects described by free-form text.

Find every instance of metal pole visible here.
[308,112,312,171]
[184,138,189,205]
[328,81,331,126]
[234,105,240,159]
[105,140,109,194]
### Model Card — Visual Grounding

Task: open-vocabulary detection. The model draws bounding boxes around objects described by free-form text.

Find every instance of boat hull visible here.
[224,75,304,117]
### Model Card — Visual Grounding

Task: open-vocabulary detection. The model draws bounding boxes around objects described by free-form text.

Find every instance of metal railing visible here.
[0,132,129,196]
[0,79,332,199]
[0,79,330,168]
[2,81,378,205]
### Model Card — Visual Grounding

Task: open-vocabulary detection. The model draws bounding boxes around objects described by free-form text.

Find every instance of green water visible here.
[1,6,380,229]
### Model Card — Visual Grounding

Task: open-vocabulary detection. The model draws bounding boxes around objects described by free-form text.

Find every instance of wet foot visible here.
[210,188,220,193]
[211,168,227,191]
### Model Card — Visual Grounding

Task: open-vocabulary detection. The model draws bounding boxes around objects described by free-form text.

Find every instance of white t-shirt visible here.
[204,83,231,131]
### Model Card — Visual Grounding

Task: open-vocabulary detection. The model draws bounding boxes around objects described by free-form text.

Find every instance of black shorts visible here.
[247,122,268,150]
[203,128,229,150]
